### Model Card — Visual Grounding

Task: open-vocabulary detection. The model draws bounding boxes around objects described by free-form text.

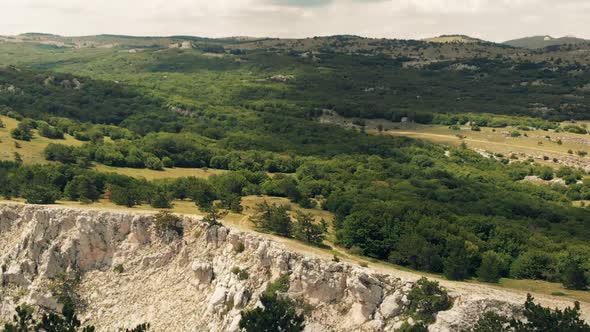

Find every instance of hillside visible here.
[1,203,588,331]
[1,32,590,331]
[504,35,590,49]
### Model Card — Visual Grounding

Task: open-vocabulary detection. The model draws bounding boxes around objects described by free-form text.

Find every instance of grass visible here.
[498,278,590,303]
[94,164,226,180]
[0,115,83,164]
[382,124,589,164]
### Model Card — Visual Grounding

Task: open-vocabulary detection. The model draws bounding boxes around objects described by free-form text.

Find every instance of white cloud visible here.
[0,0,588,41]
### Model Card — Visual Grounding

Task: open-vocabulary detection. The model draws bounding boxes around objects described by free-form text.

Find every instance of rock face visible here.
[0,203,534,331]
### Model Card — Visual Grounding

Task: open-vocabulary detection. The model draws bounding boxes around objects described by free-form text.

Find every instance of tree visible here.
[22,184,60,204]
[202,205,227,226]
[13,152,23,165]
[292,212,326,246]
[443,239,471,281]
[239,293,305,332]
[38,123,64,139]
[186,179,217,208]
[561,259,588,290]
[510,251,555,280]
[149,187,173,209]
[250,201,292,237]
[477,251,507,283]
[109,184,142,207]
[219,193,243,213]
[10,122,33,141]
[64,175,100,202]
[145,155,163,170]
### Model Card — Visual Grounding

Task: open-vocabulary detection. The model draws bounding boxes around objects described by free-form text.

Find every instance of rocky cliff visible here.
[0,203,582,331]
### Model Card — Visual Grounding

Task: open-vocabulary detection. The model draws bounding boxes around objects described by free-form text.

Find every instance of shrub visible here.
[114,264,124,274]
[125,323,151,332]
[265,275,290,296]
[470,294,590,331]
[349,246,364,256]
[407,278,452,323]
[239,292,305,332]
[238,270,249,280]
[234,241,245,253]
[153,211,184,237]
[397,322,428,332]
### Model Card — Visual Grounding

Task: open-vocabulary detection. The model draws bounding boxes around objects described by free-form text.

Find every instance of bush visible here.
[125,323,151,332]
[238,270,249,280]
[239,272,302,332]
[407,278,452,323]
[234,241,245,253]
[265,275,290,296]
[113,264,124,274]
[470,294,590,331]
[397,322,428,332]
[153,211,184,237]
[239,292,305,332]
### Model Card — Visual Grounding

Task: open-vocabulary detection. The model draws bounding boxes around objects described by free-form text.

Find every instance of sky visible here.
[1,0,589,42]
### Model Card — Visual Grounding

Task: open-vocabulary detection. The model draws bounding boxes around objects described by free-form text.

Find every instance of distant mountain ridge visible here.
[503,35,589,49]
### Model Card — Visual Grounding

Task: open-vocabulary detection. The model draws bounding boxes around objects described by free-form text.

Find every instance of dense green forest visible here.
[0,39,589,288]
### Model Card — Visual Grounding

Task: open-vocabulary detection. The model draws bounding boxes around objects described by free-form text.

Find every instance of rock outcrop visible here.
[0,204,579,331]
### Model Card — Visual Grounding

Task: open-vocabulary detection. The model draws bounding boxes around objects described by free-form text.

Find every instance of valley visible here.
[1,31,590,331]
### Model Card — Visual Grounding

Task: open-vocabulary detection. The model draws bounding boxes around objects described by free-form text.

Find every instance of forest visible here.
[0,41,589,290]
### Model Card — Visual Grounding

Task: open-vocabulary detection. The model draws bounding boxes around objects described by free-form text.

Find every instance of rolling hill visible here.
[504,35,589,49]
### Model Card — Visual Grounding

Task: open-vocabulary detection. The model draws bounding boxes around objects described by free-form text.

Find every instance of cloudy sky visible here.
[1,0,588,42]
